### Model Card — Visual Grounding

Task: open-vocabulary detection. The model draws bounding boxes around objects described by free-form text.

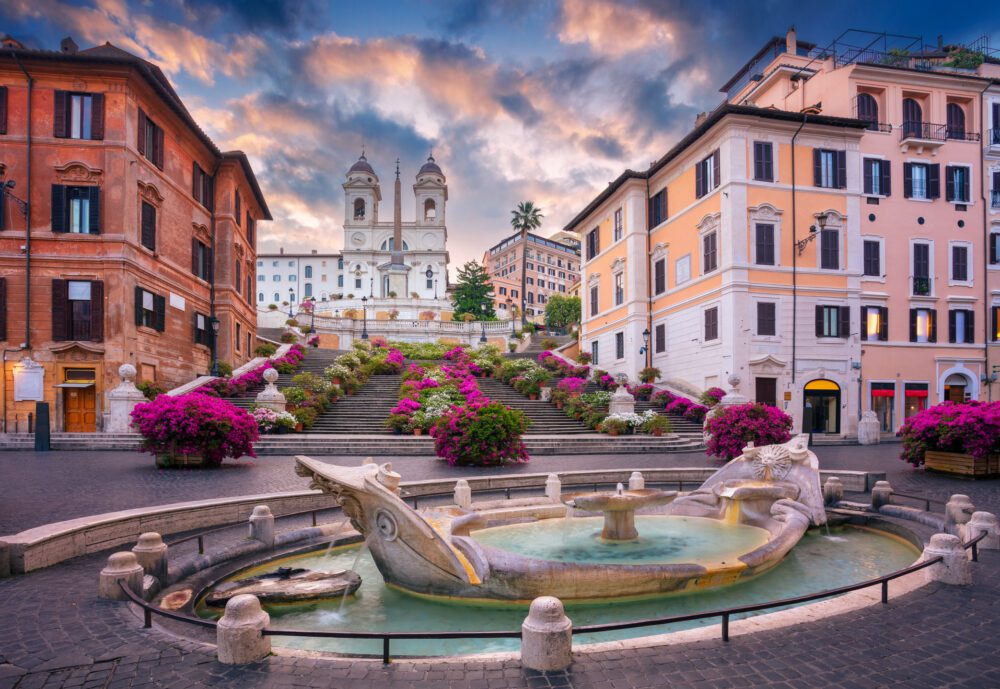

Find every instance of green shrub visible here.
[280,332,297,343]
[217,361,234,378]
[254,343,277,357]
[540,338,558,350]
[291,372,329,393]
[281,387,308,405]
[291,407,317,429]
[641,415,673,435]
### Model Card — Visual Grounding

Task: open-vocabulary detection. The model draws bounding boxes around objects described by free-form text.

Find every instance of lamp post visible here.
[210,317,221,376]
[639,328,651,368]
[307,298,316,333]
[480,320,487,343]
[506,298,515,335]
[287,288,294,317]
[360,296,369,340]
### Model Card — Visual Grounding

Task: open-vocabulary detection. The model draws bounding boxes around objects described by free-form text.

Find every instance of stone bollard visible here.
[521,596,572,672]
[545,474,562,503]
[99,552,145,601]
[628,472,645,491]
[254,368,287,412]
[965,512,1000,550]
[870,481,893,510]
[922,533,972,585]
[454,479,472,509]
[217,594,271,664]
[857,411,881,446]
[132,532,169,582]
[944,494,975,536]
[539,386,552,402]
[248,506,275,547]
[822,477,844,506]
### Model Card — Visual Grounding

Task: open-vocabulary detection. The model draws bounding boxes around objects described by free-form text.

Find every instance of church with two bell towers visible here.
[341,153,450,300]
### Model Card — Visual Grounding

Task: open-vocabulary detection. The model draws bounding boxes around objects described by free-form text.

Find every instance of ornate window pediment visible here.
[138,180,164,207]
[651,242,669,260]
[55,161,103,184]
[611,257,626,272]
[817,209,846,226]
[696,212,721,234]
[192,222,210,243]
[587,272,601,286]
[748,203,783,221]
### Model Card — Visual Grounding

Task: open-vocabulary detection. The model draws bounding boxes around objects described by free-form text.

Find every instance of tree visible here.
[451,261,497,320]
[510,201,544,325]
[544,294,581,329]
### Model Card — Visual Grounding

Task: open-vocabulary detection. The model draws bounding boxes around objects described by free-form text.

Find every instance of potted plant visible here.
[630,383,655,401]
[384,413,410,436]
[638,367,661,384]
[388,290,398,298]
[306,334,320,348]
[699,386,726,406]
[641,414,673,437]
[599,417,629,437]
[576,351,592,364]
[898,401,1000,476]
[388,308,400,320]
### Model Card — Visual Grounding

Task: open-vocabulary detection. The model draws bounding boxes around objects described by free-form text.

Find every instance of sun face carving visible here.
[751,445,793,482]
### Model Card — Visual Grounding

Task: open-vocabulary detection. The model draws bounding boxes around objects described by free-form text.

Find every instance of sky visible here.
[4,0,1000,277]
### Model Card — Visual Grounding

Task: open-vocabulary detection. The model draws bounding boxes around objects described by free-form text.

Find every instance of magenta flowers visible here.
[704,403,793,460]
[897,401,1000,467]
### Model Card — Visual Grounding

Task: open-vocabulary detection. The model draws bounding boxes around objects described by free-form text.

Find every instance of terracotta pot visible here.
[652,429,662,437]
[413,428,423,436]
[295,423,304,432]
[529,394,538,400]
[555,402,563,410]
[332,377,341,385]
[607,430,618,437]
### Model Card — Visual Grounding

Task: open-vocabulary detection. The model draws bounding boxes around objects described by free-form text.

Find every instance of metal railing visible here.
[987,128,1000,146]
[991,190,1000,209]
[912,276,932,296]
[900,121,979,142]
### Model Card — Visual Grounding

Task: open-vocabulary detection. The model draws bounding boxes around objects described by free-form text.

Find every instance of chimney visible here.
[60,36,78,54]
[937,35,944,52]
[694,112,708,128]
[786,26,797,54]
[311,249,317,254]
[279,247,284,255]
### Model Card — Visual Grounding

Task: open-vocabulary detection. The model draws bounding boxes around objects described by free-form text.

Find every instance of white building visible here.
[255,250,344,307]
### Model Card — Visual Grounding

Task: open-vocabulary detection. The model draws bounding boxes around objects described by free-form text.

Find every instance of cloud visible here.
[557,0,679,57]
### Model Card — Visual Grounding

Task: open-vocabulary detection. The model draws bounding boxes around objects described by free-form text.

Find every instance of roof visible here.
[0,40,271,219]
[349,154,376,176]
[719,35,816,94]
[563,104,868,233]
[418,155,443,176]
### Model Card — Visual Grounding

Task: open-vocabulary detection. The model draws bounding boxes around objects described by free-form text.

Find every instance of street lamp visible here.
[639,328,651,367]
[796,211,830,255]
[287,287,294,317]
[2,179,28,217]
[506,298,515,335]
[480,320,487,343]
[360,296,369,340]
[307,298,317,333]
[210,317,221,376]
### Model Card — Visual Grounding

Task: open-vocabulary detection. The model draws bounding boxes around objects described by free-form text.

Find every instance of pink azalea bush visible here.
[131,393,258,466]
[897,401,1000,467]
[200,344,306,397]
[665,398,693,415]
[704,403,793,460]
[598,374,617,390]
[537,351,590,378]
[443,346,467,361]
[557,377,587,395]
[430,399,530,467]
[700,387,726,406]
[684,404,710,423]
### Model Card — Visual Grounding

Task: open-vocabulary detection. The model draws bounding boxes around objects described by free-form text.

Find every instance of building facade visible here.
[255,249,343,308]
[0,37,270,432]
[483,231,580,323]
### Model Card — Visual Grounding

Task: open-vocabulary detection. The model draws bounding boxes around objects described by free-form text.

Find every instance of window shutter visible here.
[753,143,763,180]
[193,311,200,344]
[863,159,873,195]
[247,215,254,247]
[0,188,4,230]
[0,277,5,341]
[879,307,888,341]
[134,286,144,326]
[155,126,164,169]
[235,192,241,224]
[712,149,721,188]
[88,186,100,234]
[909,309,918,342]
[836,150,847,189]
[137,108,147,156]
[141,202,155,250]
[903,162,913,198]
[881,159,891,196]
[207,247,214,283]
[192,163,200,201]
[812,149,822,186]
[948,310,957,343]
[90,93,104,140]
[991,233,999,265]
[154,293,166,332]
[838,305,850,338]
[945,165,955,201]
[192,238,199,275]
[965,310,975,344]
[90,281,104,342]
[928,164,940,199]
[815,305,824,337]
[860,307,868,341]
[928,309,937,343]
[52,279,69,341]
[53,90,67,138]
[695,160,704,198]
[51,185,67,232]
[0,86,7,135]
[961,169,970,202]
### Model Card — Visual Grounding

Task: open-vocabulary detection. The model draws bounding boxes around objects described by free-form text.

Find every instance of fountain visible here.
[562,483,676,540]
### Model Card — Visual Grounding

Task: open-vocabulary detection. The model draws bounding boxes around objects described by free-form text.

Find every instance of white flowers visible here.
[604,410,658,427]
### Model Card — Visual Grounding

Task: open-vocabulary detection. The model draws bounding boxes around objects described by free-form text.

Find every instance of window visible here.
[338,258,344,269]
[614,272,624,306]
[288,261,294,267]
[258,292,263,302]
[140,201,156,251]
[246,275,252,303]
[649,189,667,227]
[137,109,164,169]
[675,255,691,285]
[863,158,891,196]
[54,91,103,140]
[902,98,923,138]
[695,149,720,198]
[235,192,241,225]
[946,103,966,139]
[945,166,970,203]
[192,240,211,281]
[863,240,882,277]
[192,163,213,209]
[754,223,775,265]
[51,185,100,234]
[861,306,888,341]
[273,275,280,282]
[527,277,534,285]
[649,323,664,354]
[305,265,313,278]
[613,208,623,241]
[246,214,255,246]
[499,286,507,296]
[903,163,939,200]
[704,307,719,341]
[820,229,839,270]
[304,283,312,298]
[815,305,849,338]
[337,275,344,287]
[991,232,1000,266]
[52,279,103,342]
[194,312,210,346]
[702,232,718,273]
[756,302,776,336]
[753,141,773,181]
[235,323,242,351]
[590,341,599,365]
[526,292,534,304]
[949,309,975,344]
[909,308,936,343]
[273,292,279,302]
[951,244,970,283]
[354,278,362,289]
[813,149,846,189]
[913,243,931,295]
[134,287,165,331]
[586,227,600,260]
[235,261,241,288]
[993,305,1000,341]
[615,332,624,359]
[258,275,265,282]
[426,278,433,290]
[589,285,598,316]
[653,258,666,294]
[856,93,879,130]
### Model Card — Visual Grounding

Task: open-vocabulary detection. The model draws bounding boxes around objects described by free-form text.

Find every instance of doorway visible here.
[943,373,970,403]
[804,379,840,434]
[62,368,97,433]
[755,377,777,407]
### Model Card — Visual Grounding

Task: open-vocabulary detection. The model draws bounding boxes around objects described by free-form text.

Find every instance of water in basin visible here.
[197,525,918,657]
[469,516,770,567]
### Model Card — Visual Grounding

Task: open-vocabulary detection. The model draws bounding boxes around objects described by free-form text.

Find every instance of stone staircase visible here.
[228,348,344,411]
[477,376,592,435]
[307,374,402,434]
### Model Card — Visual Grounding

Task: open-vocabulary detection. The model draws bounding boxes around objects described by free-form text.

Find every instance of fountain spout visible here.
[563,487,676,541]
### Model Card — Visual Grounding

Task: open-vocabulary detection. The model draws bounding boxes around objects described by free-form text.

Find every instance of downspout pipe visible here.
[790,114,808,385]
[645,173,652,371]
[10,50,32,351]
[209,163,220,376]
[980,82,991,401]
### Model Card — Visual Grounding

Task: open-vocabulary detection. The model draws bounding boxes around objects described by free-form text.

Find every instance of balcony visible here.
[900,122,978,151]
[992,190,1000,209]
[912,276,932,296]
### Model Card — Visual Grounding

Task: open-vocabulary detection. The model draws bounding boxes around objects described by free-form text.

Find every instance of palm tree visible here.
[510,201,544,327]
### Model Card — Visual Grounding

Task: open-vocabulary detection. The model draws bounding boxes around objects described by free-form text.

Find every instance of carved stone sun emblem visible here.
[751,445,793,482]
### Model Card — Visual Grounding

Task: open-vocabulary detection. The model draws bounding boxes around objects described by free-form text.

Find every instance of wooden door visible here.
[64,387,96,432]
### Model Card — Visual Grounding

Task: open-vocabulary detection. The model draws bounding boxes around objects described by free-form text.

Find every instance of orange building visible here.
[0,36,270,432]
[483,231,580,324]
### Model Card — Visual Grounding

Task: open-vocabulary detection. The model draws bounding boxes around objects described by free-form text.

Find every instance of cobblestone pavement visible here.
[2,447,999,688]
[0,444,919,535]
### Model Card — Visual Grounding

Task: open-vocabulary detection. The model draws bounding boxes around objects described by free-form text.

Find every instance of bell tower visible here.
[414,154,447,228]
[343,152,381,228]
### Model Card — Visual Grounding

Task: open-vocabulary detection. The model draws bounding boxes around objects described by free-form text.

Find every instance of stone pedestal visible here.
[99,552,145,600]
[248,506,275,547]
[945,494,975,536]
[521,596,572,671]
[628,472,645,490]
[545,474,562,503]
[856,411,880,445]
[922,533,972,585]
[132,532,168,583]
[217,594,271,664]
[823,477,844,506]
[608,386,635,416]
[870,480,893,510]
[254,368,286,413]
[602,510,638,541]
[965,512,1000,550]
[539,386,551,402]
[454,479,472,509]
[105,364,148,433]
[719,373,749,407]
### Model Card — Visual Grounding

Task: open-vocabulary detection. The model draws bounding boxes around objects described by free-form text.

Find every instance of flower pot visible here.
[607,430,618,437]
[925,451,999,478]
[652,429,663,437]
[155,452,206,468]
[528,394,538,401]
[555,402,563,410]
[332,377,341,386]
[275,426,289,435]
[413,428,423,436]
[295,423,304,432]
[392,427,402,435]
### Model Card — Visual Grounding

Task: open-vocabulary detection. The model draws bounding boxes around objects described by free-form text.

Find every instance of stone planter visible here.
[925,451,1000,478]
[155,452,207,468]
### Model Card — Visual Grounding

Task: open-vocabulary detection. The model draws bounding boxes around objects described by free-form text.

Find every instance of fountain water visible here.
[561,482,676,540]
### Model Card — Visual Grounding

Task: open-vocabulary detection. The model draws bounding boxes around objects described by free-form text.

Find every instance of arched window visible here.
[379,238,410,251]
[902,98,922,138]
[258,292,264,302]
[304,265,313,278]
[273,292,280,302]
[946,103,966,139]
[305,283,313,298]
[424,198,436,220]
[856,93,878,130]
[353,198,366,220]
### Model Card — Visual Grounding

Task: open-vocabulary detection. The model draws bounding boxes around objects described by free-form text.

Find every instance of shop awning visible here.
[871,390,894,397]
[904,389,928,398]
[54,383,95,389]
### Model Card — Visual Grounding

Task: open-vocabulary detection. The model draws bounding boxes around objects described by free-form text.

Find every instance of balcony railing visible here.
[992,190,1000,209]
[912,276,932,296]
[900,122,980,143]
[990,128,1000,146]
[862,121,893,134]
